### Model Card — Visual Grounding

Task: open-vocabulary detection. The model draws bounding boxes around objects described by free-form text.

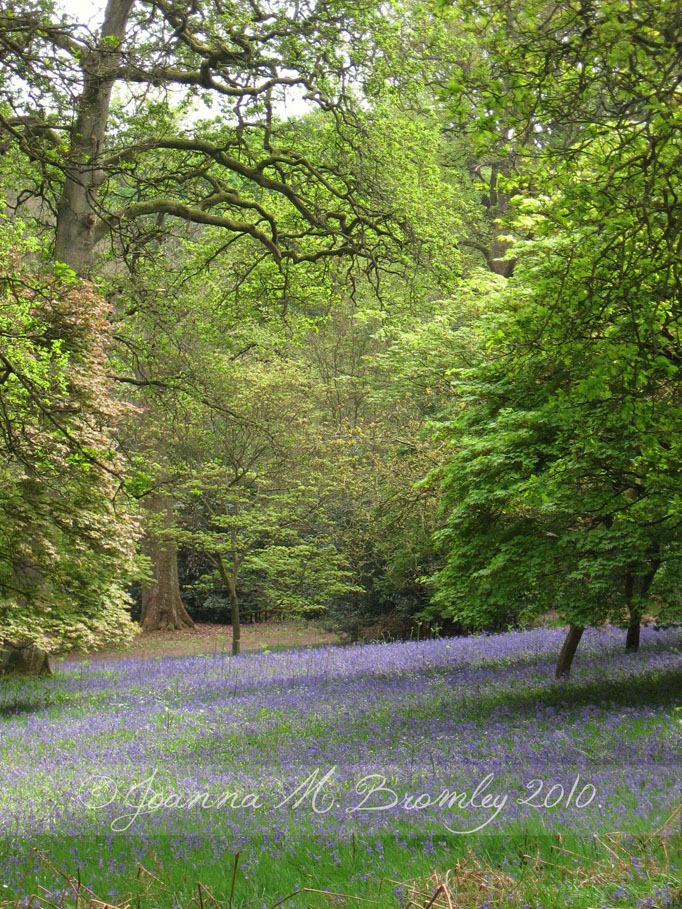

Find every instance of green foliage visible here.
[427,0,682,632]
[0,217,139,652]
[172,358,364,620]
[427,234,682,628]
[181,477,362,621]
[7,0,680,653]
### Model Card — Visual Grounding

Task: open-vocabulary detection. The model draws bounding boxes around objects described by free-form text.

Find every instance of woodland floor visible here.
[56,620,342,664]
[3,625,680,907]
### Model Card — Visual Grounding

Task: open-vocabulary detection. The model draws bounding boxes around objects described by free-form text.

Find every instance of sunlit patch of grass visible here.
[2,824,681,909]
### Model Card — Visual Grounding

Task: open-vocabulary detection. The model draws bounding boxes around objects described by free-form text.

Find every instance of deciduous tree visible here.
[0,217,139,671]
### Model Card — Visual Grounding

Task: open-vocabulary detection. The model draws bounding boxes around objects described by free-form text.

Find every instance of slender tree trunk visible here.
[229,528,241,655]
[624,571,640,652]
[624,562,658,652]
[54,0,135,273]
[555,624,584,679]
[216,539,241,656]
[625,563,659,654]
[228,582,241,656]
[140,493,195,632]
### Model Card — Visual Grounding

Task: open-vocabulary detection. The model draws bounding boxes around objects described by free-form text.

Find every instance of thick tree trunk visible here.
[625,619,640,652]
[54,0,135,273]
[555,624,585,679]
[140,493,194,632]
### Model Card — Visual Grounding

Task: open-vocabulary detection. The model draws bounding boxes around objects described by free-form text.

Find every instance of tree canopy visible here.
[1,0,681,677]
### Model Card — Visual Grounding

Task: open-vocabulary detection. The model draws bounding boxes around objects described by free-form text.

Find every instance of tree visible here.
[139,491,195,632]
[0,216,139,671]
[424,194,682,677]
[297,276,476,641]
[423,0,682,677]
[0,0,437,274]
[1,0,464,632]
[174,353,362,654]
[182,475,360,655]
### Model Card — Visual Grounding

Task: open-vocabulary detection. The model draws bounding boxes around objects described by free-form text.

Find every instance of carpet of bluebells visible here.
[0,625,680,903]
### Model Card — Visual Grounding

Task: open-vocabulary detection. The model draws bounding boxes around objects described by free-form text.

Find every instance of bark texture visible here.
[140,493,195,632]
[555,624,585,679]
[54,0,135,273]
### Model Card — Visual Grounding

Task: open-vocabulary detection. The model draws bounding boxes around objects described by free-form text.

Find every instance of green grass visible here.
[1,628,680,907]
[5,824,681,909]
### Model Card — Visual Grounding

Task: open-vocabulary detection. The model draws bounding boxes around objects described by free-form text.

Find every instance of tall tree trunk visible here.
[228,582,241,656]
[140,493,195,632]
[555,624,584,679]
[624,571,640,652]
[216,541,241,656]
[54,0,135,273]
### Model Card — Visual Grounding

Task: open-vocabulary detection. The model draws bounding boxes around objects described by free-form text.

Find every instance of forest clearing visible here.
[1,626,681,907]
